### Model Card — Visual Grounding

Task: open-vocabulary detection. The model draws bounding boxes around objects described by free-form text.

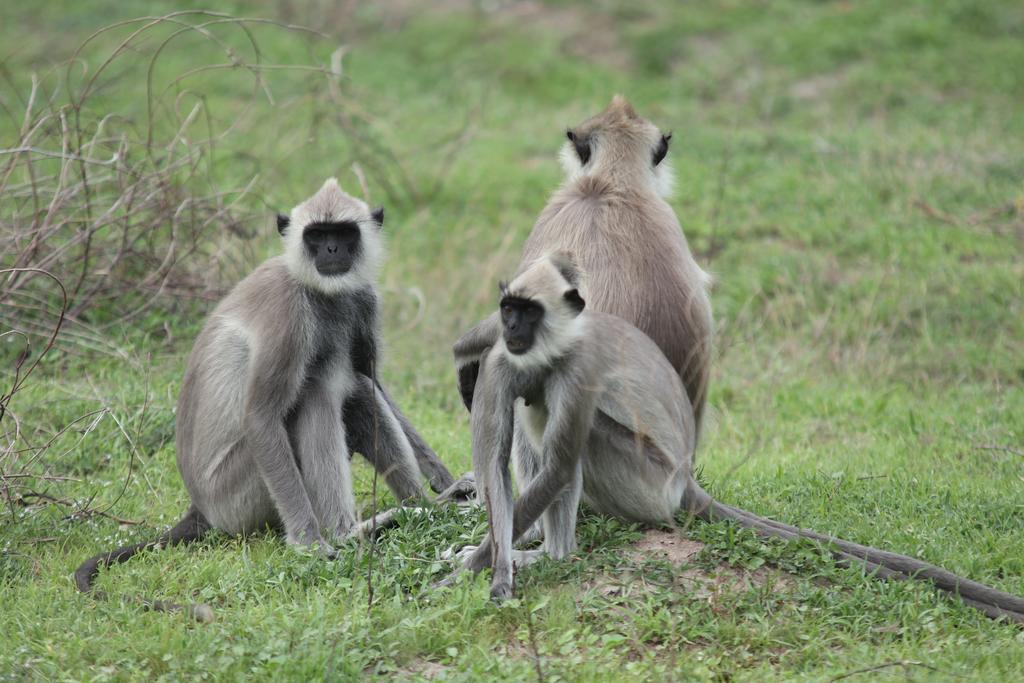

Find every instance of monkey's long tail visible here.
[685,484,1024,624]
[75,506,215,623]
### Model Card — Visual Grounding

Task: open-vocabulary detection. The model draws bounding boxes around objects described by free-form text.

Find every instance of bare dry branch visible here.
[0,12,343,529]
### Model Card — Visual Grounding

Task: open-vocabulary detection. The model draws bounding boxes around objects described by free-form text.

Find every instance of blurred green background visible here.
[1,1,1022,680]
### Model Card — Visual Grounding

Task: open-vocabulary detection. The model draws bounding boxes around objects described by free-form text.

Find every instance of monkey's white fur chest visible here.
[516,398,549,456]
[320,352,356,398]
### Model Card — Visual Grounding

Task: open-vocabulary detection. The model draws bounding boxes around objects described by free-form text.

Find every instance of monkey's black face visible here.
[303,222,362,276]
[500,296,544,355]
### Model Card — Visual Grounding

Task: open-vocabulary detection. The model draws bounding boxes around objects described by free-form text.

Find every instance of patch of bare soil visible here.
[586,529,796,602]
[632,528,706,564]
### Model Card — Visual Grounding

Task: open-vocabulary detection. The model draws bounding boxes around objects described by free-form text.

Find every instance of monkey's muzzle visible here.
[504,338,531,354]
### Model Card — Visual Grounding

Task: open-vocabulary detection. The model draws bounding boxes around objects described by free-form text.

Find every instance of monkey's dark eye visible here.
[525,307,543,322]
[501,304,513,318]
[305,229,324,243]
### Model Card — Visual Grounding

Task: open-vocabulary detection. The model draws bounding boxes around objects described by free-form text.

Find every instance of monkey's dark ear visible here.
[370,206,384,227]
[567,129,591,165]
[564,289,585,314]
[653,133,671,166]
[276,214,290,235]
[549,251,581,288]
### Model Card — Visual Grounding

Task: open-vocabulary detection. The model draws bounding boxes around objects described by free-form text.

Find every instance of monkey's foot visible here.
[490,582,512,602]
[435,472,477,506]
[434,543,480,590]
[515,523,544,549]
[510,549,545,569]
[436,546,545,591]
[487,552,546,602]
[440,544,478,563]
[435,569,463,589]
[338,507,429,543]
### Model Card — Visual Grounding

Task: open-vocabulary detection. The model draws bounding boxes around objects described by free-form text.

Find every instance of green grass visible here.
[2,0,1023,680]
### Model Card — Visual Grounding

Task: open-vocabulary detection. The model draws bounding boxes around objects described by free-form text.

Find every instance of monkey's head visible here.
[561,95,674,198]
[277,178,385,294]
[498,252,586,369]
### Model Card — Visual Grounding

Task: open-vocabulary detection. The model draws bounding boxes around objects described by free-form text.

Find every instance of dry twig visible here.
[0,13,344,530]
[829,659,959,681]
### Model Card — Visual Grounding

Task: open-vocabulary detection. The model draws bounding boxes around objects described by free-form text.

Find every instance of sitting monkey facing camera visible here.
[76,178,463,621]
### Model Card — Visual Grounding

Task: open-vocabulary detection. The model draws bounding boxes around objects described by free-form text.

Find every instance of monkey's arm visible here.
[509,373,595,542]
[452,312,501,411]
[376,386,458,494]
[464,353,517,598]
[463,367,596,594]
[351,289,380,380]
[348,291,459,494]
[365,363,463,495]
[243,349,331,552]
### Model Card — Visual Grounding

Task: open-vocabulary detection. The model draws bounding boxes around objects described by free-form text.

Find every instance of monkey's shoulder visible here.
[196,257,376,359]
[541,179,616,221]
[185,258,293,352]
[533,182,678,249]
[585,312,678,377]
[584,310,649,340]
[555,175,668,210]
[215,256,301,315]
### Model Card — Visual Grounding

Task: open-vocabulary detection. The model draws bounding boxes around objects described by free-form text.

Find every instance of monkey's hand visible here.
[433,544,480,590]
[435,472,477,505]
[329,518,359,546]
[509,549,545,569]
[515,522,544,548]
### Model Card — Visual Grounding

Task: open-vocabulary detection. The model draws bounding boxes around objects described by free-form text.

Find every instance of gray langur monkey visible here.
[447,253,1024,624]
[455,95,713,441]
[76,178,462,621]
